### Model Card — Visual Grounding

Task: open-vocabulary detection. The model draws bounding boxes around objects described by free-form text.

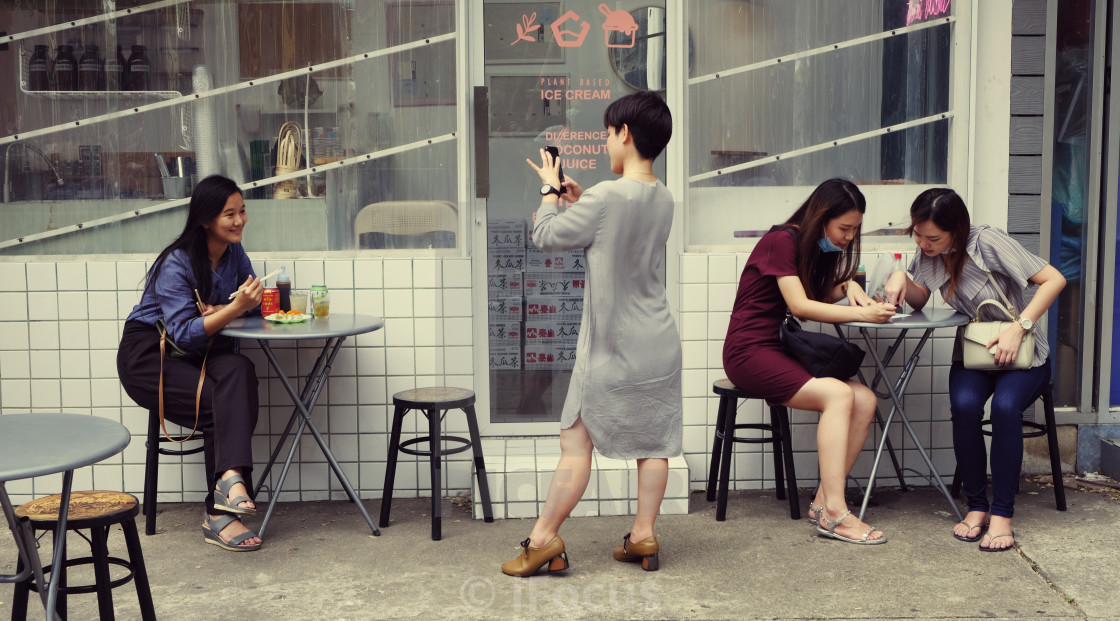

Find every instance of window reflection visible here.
[1,0,459,257]
[686,0,954,248]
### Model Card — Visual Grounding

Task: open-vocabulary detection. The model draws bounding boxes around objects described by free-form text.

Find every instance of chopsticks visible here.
[228,268,284,299]
[193,289,206,314]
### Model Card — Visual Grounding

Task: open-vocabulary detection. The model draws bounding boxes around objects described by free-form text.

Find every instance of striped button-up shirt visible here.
[908,225,1050,368]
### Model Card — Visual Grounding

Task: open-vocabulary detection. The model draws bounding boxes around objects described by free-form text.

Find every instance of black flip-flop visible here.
[953,520,987,542]
[978,531,1016,552]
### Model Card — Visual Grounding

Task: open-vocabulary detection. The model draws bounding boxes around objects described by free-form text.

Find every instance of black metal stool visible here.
[379,387,494,540]
[143,407,205,535]
[706,378,800,521]
[12,491,156,620]
[951,382,1066,511]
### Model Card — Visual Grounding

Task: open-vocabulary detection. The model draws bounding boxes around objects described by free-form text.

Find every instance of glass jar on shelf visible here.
[28,45,50,90]
[53,44,77,91]
[125,44,149,91]
[78,44,102,91]
[104,46,125,91]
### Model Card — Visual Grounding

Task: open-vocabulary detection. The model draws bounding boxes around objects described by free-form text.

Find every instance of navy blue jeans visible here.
[949,359,1051,519]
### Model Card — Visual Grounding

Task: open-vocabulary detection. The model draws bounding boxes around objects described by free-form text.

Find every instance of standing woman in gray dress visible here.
[502,91,682,576]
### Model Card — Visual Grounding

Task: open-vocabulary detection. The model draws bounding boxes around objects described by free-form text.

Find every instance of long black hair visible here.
[783,178,866,301]
[143,175,243,304]
[904,188,971,302]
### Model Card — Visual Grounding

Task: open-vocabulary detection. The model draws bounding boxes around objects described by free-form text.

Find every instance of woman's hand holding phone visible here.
[526,147,564,191]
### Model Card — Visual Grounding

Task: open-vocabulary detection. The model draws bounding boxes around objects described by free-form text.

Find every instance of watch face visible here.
[540,184,558,196]
[1020,318,1034,330]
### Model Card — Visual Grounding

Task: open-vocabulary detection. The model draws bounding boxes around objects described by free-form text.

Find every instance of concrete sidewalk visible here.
[2,478,1118,620]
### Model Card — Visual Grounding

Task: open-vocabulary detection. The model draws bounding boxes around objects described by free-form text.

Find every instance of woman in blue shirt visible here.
[117,175,265,551]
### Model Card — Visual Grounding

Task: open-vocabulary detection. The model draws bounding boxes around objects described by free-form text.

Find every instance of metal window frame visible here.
[1097,0,1120,420]
[685,16,956,183]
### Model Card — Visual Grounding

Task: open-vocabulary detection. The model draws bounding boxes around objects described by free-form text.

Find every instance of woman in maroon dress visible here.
[723,178,896,544]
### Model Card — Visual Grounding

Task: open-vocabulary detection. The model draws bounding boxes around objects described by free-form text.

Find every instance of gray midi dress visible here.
[533,177,683,459]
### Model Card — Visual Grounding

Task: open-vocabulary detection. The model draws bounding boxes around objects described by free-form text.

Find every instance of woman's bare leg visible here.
[527,417,593,548]
[786,378,884,541]
[844,382,877,473]
[629,458,668,543]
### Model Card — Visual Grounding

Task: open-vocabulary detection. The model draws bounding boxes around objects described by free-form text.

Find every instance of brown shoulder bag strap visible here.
[158,326,212,443]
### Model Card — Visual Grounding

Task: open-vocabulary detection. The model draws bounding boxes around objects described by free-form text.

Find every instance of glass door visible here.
[472,1,668,425]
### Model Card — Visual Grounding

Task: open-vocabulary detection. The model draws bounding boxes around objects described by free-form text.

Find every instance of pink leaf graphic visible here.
[511,12,541,45]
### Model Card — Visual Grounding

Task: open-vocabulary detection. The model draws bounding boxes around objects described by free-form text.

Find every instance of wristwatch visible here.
[1018,317,1034,331]
[539,184,562,197]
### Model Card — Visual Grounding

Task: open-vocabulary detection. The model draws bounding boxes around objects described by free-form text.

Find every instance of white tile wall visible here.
[0,252,959,522]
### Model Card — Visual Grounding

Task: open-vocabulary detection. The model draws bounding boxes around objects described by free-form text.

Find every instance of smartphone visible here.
[544,146,565,183]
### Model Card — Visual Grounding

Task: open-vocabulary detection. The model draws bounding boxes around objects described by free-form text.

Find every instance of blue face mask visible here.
[818,236,843,253]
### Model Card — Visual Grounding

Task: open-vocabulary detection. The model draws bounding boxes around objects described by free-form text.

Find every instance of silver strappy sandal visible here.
[816,509,887,545]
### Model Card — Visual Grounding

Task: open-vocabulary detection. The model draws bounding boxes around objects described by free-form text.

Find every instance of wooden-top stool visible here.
[379,387,494,540]
[12,491,156,621]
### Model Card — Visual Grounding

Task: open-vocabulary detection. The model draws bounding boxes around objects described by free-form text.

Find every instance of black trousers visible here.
[118,320,259,514]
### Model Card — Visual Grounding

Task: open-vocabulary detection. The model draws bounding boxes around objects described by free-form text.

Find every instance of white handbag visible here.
[961,273,1034,371]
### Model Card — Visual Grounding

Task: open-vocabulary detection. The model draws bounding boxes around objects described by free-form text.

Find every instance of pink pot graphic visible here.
[600,4,639,48]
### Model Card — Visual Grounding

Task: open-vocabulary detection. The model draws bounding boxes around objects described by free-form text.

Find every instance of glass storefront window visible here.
[1,1,459,257]
[685,0,959,249]
[1049,0,1094,407]
[478,1,668,423]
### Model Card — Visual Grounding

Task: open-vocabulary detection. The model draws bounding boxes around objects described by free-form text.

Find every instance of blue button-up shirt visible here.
[126,244,256,353]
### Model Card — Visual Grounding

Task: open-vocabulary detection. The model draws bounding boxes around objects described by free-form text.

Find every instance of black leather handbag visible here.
[779,311,866,380]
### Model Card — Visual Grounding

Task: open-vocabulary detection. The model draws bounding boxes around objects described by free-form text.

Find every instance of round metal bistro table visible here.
[837,307,970,521]
[222,313,385,538]
[0,413,130,621]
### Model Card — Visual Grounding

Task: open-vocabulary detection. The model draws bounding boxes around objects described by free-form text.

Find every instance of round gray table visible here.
[222,313,385,538]
[837,307,970,521]
[0,414,130,621]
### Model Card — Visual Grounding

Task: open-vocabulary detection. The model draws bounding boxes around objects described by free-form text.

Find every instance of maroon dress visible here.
[723,226,835,404]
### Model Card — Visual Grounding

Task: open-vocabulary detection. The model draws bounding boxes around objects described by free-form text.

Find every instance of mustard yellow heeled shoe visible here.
[501,536,569,576]
[613,533,659,571]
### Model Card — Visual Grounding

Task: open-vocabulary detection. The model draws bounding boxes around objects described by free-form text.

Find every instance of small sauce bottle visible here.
[78,44,102,91]
[125,44,149,91]
[53,44,77,91]
[104,46,125,91]
[28,45,50,90]
[276,266,292,312]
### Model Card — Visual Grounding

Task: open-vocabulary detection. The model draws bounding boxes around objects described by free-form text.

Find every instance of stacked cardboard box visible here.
[487,217,587,371]
[487,220,526,369]
[522,214,585,370]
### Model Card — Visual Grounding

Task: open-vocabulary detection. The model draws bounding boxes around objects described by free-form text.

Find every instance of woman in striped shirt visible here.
[884,188,1065,552]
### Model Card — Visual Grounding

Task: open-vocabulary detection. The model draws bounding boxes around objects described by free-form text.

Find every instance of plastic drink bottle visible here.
[277,266,292,312]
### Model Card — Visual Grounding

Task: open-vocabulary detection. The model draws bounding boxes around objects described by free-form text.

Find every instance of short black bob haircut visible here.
[602,91,672,161]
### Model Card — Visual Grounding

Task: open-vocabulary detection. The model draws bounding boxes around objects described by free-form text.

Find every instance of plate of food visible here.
[264,310,311,323]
